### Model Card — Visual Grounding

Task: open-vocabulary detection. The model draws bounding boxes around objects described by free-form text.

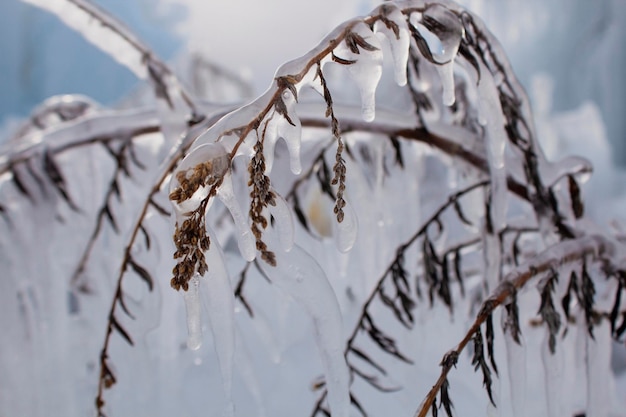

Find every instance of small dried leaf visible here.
[128,257,154,291]
[111,316,133,346]
[331,53,357,65]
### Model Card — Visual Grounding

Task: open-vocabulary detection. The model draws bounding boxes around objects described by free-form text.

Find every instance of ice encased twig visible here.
[170,142,231,217]
[334,22,383,122]
[374,3,411,86]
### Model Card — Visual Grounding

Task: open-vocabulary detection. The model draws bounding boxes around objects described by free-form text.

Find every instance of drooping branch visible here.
[413,234,622,417]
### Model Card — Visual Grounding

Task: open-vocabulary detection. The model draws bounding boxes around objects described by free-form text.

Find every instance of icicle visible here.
[170,142,230,216]
[199,228,236,417]
[585,320,612,417]
[504,329,526,417]
[483,233,501,291]
[183,275,203,350]
[541,328,564,417]
[261,86,302,175]
[437,62,456,106]
[374,4,410,86]
[277,89,302,175]
[334,22,383,122]
[333,199,358,253]
[217,172,256,262]
[268,191,294,252]
[414,4,463,106]
[258,234,350,417]
[476,61,508,233]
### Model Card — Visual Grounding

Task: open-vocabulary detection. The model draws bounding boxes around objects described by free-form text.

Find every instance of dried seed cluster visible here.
[248,141,277,266]
[169,162,223,291]
[169,161,220,204]
[331,138,347,222]
[170,211,210,291]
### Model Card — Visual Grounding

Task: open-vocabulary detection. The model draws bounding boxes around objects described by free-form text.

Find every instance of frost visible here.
[259,235,350,417]
[217,172,256,262]
[334,22,383,122]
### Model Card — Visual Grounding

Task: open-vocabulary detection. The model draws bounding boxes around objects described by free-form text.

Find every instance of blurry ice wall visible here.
[0,0,183,128]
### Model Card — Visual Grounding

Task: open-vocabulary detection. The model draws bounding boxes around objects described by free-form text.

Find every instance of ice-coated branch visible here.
[412,234,623,417]
[20,0,197,114]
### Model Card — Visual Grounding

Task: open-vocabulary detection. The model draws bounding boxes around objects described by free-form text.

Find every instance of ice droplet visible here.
[217,172,256,262]
[184,275,202,350]
[374,4,410,86]
[334,199,358,253]
[170,142,230,216]
[335,22,383,122]
[199,230,236,417]
[258,236,350,417]
[420,4,464,64]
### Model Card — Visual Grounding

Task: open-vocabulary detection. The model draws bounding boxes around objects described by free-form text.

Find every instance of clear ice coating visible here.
[217,172,256,262]
[199,230,236,417]
[504,327,526,417]
[335,22,383,122]
[333,199,358,253]
[420,4,464,64]
[269,191,295,252]
[477,68,509,233]
[261,88,302,175]
[258,236,350,417]
[541,328,564,417]
[374,4,410,86]
[170,142,231,217]
[183,275,203,350]
[415,4,464,106]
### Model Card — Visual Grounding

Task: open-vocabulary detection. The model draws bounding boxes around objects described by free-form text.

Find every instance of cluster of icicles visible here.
[168,2,500,416]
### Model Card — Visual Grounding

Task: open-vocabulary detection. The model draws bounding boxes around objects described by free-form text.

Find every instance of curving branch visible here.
[413,234,623,417]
